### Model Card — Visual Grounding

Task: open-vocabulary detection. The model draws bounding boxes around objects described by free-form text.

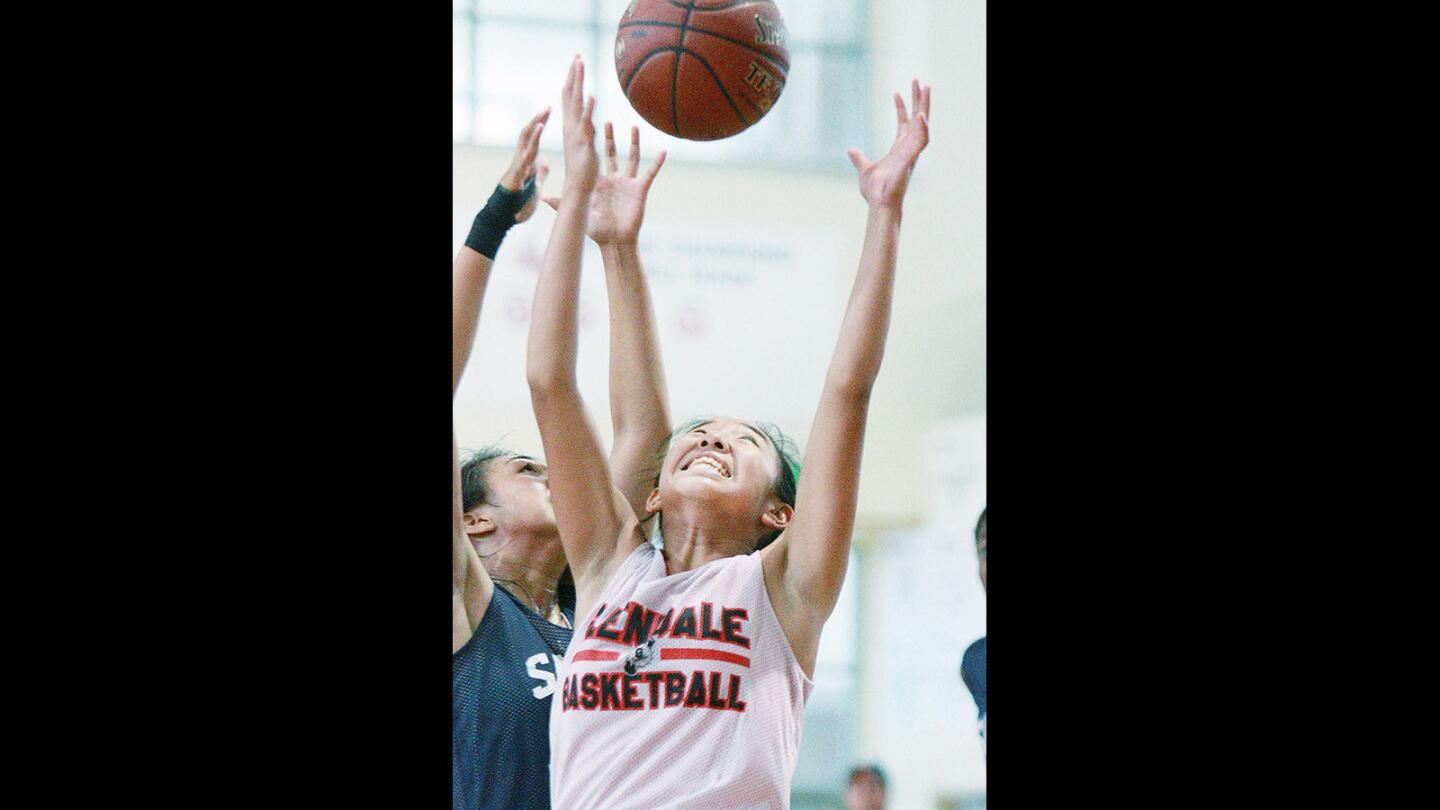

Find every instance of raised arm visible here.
[453,108,550,395]
[764,80,932,660]
[454,433,493,653]
[546,123,671,518]
[452,112,549,653]
[526,57,641,602]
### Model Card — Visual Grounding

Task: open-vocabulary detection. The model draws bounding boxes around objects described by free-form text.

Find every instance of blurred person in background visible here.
[961,508,986,753]
[844,764,888,810]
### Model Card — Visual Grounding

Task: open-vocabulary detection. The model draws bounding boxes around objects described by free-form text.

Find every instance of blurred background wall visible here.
[454,2,985,807]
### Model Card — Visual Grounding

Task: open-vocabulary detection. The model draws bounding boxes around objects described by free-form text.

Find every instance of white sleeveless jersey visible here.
[550,542,813,809]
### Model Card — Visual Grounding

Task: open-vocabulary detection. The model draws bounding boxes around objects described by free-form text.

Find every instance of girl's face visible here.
[479,455,557,534]
[656,418,782,512]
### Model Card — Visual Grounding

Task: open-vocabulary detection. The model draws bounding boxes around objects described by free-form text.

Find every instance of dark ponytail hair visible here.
[459,446,513,512]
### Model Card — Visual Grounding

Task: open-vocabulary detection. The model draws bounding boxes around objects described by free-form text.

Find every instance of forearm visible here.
[779,209,904,618]
[525,199,636,586]
[825,204,902,397]
[601,242,672,507]
[454,176,537,395]
[453,434,470,592]
[526,193,589,394]
[453,248,493,396]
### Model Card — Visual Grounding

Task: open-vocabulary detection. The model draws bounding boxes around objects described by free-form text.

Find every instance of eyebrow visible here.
[690,421,771,446]
[740,423,771,446]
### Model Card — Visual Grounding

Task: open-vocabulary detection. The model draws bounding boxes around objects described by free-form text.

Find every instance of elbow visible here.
[526,367,577,401]
[823,372,876,404]
[525,350,568,396]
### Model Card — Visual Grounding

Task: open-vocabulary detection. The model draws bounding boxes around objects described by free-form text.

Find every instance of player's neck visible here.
[660,518,755,574]
[485,531,568,624]
[490,566,566,625]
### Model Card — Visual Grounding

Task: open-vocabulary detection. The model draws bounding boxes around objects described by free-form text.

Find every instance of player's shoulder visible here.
[453,586,515,661]
[961,636,986,672]
[963,635,985,659]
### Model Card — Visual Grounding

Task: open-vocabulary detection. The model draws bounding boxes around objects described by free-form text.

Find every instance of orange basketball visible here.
[614,0,790,141]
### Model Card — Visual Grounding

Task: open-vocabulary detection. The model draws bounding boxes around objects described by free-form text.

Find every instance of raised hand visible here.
[498,107,552,224]
[560,55,599,196]
[847,79,931,209]
[546,123,667,245]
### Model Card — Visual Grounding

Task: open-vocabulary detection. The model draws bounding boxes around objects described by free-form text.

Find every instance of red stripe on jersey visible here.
[573,650,620,662]
[660,647,751,668]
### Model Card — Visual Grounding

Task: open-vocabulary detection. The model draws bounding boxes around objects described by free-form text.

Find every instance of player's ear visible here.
[644,487,662,515]
[760,501,792,532]
[464,509,497,539]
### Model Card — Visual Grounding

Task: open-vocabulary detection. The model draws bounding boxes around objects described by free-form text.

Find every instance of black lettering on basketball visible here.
[754,15,785,47]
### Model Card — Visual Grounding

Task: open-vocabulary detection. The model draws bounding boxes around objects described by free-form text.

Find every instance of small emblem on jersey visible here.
[623,636,659,675]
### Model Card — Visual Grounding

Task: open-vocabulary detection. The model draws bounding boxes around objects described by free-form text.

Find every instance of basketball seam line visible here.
[672,1,696,137]
[618,20,790,71]
[621,46,681,100]
[680,47,751,131]
[664,0,776,11]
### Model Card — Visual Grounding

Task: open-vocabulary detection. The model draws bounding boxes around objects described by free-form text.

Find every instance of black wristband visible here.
[464,177,537,259]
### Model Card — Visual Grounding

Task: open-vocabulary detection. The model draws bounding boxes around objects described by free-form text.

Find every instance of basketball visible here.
[614,0,790,141]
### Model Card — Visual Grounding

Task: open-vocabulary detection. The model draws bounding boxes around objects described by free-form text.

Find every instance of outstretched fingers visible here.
[562,58,577,111]
[522,112,546,163]
[911,111,929,153]
[627,126,641,177]
[896,80,932,135]
[847,148,872,173]
[641,149,668,190]
[563,55,588,121]
[895,80,932,157]
[518,107,550,149]
[604,122,619,175]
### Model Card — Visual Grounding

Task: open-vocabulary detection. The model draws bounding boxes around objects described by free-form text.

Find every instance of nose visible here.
[700,436,726,451]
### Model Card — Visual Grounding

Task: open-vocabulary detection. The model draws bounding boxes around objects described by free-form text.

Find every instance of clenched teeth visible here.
[686,456,731,478]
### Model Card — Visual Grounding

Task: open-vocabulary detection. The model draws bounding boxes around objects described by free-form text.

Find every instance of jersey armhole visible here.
[752,553,816,690]
[453,586,505,660]
[575,542,656,628]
